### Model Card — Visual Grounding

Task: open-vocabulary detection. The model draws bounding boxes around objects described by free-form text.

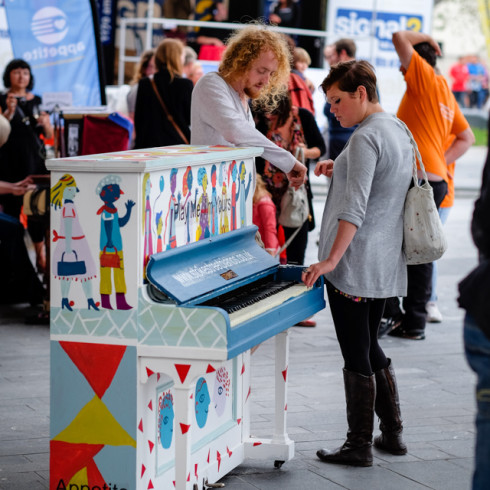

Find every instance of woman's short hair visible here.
[320,60,378,103]
[3,59,34,91]
[219,24,291,112]
[155,38,185,79]
[293,47,311,66]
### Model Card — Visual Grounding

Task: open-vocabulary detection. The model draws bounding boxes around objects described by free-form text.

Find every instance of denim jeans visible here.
[464,313,490,490]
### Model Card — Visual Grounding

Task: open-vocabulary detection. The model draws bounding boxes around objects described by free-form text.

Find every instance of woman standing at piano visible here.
[302,61,413,467]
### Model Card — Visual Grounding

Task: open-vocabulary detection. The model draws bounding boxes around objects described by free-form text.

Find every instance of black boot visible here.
[317,369,375,467]
[373,359,407,455]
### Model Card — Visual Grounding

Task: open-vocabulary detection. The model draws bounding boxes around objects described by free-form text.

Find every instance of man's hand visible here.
[314,159,334,178]
[286,161,307,189]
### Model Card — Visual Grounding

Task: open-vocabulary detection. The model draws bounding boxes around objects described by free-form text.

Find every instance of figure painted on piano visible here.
[196,166,210,240]
[195,377,211,428]
[158,390,175,450]
[238,160,253,227]
[51,174,99,311]
[96,174,135,310]
[154,175,165,252]
[229,161,238,231]
[182,166,194,244]
[214,366,230,417]
[210,164,219,236]
[165,168,180,250]
[190,23,308,190]
[219,161,230,233]
[142,173,153,279]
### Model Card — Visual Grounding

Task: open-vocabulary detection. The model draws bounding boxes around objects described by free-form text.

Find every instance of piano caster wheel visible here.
[204,479,225,488]
[274,460,285,469]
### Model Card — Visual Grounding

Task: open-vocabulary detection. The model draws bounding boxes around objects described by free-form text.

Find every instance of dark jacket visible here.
[458,114,490,338]
[134,69,193,149]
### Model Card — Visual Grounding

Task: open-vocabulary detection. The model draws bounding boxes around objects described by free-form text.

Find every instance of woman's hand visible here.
[287,160,307,189]
[4,93,18,120]
[302,259,337,288]
[314,159,334,178]
[38,111,54,139]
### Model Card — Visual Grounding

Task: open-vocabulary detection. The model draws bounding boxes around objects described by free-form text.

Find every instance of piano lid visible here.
[146,226,279,306]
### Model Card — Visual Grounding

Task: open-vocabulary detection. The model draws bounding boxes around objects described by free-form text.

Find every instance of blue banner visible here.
[4,0,103,106]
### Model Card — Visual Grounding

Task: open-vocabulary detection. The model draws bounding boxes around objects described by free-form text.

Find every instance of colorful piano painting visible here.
[46,145,325,490]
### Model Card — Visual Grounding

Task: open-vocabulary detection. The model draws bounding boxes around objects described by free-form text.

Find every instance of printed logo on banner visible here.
[334,9,423,50]
[31,7,68,44]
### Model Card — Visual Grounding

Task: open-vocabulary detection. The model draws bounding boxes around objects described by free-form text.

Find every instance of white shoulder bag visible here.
[402,124,448,265]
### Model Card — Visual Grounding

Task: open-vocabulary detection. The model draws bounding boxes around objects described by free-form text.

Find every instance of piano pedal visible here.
[204,479,225,488]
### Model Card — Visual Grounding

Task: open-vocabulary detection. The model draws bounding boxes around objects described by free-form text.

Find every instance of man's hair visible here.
[321,60,378,103]
[219,24,291,112]
[334,38,357,59]
[3,58,34,91]
[155,38,185,79]
[413,42,437,68]
[294,47,311,66]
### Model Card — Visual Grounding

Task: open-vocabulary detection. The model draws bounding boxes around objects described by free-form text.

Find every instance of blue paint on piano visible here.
[146,225,325,359]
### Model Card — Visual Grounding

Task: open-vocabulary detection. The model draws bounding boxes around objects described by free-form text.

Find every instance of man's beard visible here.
[244,85,263,99]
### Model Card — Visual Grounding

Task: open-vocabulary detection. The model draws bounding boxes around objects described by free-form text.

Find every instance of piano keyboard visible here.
[202,279,311,328]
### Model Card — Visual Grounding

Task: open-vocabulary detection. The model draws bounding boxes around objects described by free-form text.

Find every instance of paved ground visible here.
[0,146,486,489]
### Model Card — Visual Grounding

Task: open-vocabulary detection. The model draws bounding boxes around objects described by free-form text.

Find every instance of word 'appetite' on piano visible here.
[46,144,325,490]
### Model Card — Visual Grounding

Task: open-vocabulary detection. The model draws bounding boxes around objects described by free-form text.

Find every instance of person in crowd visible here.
[302,60,413,467]
[466,55,487,109]
[127,49,156,122]
[0,58,53,275]
[387,30,474,340]
[0,112,44,307]
[268,0,301,29]
[449,56,469,108]
[191,23,307,189]
[182,46,198,79]
[253,174,280,257]
[323,38,357,160]
[254,91,325,266]
[459,115,490,490]
[191,0,230,61]
[188,61,204,86]
[134,38,193,149]
[162,0,192,42]
[293,47,316,94]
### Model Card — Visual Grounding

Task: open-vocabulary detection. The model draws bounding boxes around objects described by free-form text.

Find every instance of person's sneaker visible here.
[426,301,443,323]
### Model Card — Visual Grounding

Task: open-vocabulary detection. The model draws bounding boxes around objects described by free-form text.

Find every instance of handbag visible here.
[23,185,49,219]
[278,147,309,228]
[57,251,86,276]
[100,246,121,268]
[150,77,189,144]
[402,124,448,265]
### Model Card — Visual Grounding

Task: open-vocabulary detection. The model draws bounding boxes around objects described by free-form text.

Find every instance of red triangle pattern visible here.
[237,418,242,425]
[285,404,288,411]
[282,367,288,382]
[50,441,104,488]
[157,373,161,381]
[253,442,262,447]
[86,458,107,488]
[180,423,191,434]
[60,342,126,398]
[141,464,146,478]
[227,446,232,457]
[207,449,210,463]
[206,364,216,373]
[146,367,155,378]
[148,479,154,489]
[187,473,190,482]
[148,400,153,411]
[241,363,245,375]
[217,450,222,471]
[148,440,154,453]
[195,463,198,478]
[175,364,191,384]
[138,419,144,432]
[246,386,251,402]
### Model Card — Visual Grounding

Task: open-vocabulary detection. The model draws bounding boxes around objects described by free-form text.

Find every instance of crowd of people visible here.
[449,54,489,109]
[1,12,488,488]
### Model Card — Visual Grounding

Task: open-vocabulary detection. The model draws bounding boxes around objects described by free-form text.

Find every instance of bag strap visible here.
[398,119,428,188]
[150,76,189,144]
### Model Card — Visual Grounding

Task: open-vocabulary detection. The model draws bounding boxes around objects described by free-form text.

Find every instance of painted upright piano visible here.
[47,145,325,490]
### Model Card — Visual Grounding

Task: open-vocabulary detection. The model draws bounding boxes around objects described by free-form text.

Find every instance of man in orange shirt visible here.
[389,30,474,340]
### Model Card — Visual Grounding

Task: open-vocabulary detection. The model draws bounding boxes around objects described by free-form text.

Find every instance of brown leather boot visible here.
[317,369,375,467]
[373,359,407,455]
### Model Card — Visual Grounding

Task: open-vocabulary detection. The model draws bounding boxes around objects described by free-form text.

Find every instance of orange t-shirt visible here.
[397,51,469,182]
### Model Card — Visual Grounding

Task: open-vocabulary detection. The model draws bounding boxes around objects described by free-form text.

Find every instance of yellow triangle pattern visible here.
[53,395,136,447]
[69,466,89,487]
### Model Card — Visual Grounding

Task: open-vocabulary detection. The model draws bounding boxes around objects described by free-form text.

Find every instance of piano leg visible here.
[272,330,291,445]
[173,384,193,490]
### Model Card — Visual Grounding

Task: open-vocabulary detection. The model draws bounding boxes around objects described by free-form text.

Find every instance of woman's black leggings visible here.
[326,281,389,376]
